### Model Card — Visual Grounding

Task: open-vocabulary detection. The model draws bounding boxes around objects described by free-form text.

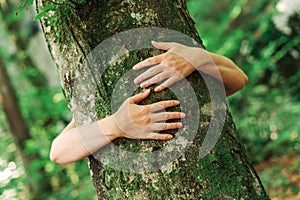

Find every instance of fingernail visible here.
[167,135,173,139]
[174,100,180,105]
[180,113,186,118]
[140,83,146,88]
[132,65,137,70]
[177,123,183,128]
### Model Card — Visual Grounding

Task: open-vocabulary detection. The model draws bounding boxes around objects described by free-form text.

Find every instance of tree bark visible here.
[37,0,269,199]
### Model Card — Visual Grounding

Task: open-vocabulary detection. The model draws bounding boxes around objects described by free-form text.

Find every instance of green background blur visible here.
[0,0,299,199]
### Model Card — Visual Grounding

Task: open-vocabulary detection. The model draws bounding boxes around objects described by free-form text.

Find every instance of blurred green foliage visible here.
[188,0,300,198]
[0,50,95,199]
[0,3,95,199]
[0,0,299,199]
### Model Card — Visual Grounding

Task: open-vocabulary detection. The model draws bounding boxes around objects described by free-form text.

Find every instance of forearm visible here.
[195,49,248,96]
[207,52,248,96]
[132,42,248,95]
[50,116,119,164]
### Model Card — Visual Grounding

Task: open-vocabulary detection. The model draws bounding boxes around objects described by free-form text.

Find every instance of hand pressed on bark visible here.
[114,89,185,140]
[50,89,185,164]
[133,41,248,96]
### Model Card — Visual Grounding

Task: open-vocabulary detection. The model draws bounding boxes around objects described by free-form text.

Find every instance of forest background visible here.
[0,0,299,199]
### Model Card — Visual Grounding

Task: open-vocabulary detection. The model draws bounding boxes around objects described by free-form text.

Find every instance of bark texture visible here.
[37,0,269,199]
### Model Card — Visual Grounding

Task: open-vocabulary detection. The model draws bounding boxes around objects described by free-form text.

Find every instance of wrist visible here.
[194,48,212,70]
[97,115,122,140]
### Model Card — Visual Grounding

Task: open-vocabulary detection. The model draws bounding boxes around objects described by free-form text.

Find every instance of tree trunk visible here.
[37,0,269,199]
[0,58,41,197]
[0,0,48,88]
[0,58,32,169]
[0,57,54,199]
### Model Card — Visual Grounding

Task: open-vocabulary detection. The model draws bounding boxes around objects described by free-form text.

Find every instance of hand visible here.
[133,41,209,92]
[112,89,185,140]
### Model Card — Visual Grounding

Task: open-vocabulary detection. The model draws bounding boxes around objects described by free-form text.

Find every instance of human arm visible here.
[50,89,185,164]
[133,41,248,96]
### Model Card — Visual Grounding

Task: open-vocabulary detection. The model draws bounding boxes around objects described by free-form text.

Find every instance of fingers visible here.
[152,122,183,131]
[132,41,179,71]
[151,41,178,51]
[139,71,170,88]
[151,112,186,122]
[133,54,164,70]
[129,89,151,104]
[134,65,164,85]
[143,121,184,141]
[146,132,173,140]
[149,100,180,112]
[154,77,177,92]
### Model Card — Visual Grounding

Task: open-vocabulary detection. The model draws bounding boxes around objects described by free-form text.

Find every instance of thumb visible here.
[129,89,151,104]
[151,41,177,51]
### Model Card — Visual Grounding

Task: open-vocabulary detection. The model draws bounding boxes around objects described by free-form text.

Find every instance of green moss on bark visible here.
[38,0,269,199]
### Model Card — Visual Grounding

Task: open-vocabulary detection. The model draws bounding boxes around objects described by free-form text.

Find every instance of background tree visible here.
[0,58,33,182]
[0,1,95,199]
[36,0,269,199]
[188,1,300,198]
[1,0,299,199]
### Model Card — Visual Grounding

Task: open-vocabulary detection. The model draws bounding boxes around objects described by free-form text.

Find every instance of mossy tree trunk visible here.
[37,0,269,199]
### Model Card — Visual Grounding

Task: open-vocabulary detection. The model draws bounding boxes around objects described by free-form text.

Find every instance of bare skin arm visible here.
[50,90,185,164]
[206,51,248,96]
[50,42,246,164]
[50,117,117,164]
[133,41,248,96]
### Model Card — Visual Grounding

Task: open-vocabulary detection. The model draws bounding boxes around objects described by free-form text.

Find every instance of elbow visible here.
[49,147,55,162]
[234,65,248,91]
[226,72,248,96]
[240,72,248,89]
[49,141,61,164]
[49,139,69,164]
[241,72,249,88]
[49,149,60,164]
[234,72,248,92]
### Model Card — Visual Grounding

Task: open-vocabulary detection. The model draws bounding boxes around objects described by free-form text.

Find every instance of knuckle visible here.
[138,74,145,80]
[167,101,174,107]
[161,102,169,108]
[152,134,159,140]
[154,103,163,110]
[177,123,182,128]
[149,68,156,75]
[164,113,169,119]
[161,53,167,59]
[172,112,178,117]
[154,74,161,82]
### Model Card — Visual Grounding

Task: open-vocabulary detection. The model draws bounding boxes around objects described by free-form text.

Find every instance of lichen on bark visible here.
[37,0,270,199]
